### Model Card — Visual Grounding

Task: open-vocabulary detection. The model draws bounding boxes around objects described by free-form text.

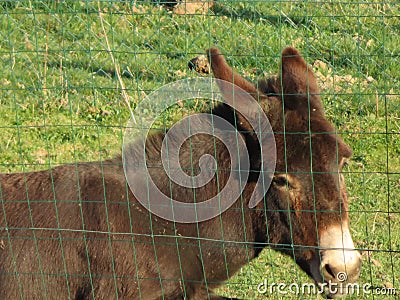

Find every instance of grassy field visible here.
[0,1,399,299]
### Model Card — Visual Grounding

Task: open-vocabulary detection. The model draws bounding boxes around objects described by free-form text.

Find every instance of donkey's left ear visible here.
[206,47,264,132]
[280,47,323,112]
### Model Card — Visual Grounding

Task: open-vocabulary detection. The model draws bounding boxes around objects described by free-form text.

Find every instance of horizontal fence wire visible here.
[0,1,399,299]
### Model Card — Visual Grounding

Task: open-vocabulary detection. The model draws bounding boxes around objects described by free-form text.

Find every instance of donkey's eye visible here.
[273,175,290,187]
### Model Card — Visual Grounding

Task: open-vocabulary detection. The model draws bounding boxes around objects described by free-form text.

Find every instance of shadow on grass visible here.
[211,3,309,28]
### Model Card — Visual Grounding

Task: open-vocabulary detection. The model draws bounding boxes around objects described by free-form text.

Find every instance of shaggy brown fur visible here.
[0,47,353,299]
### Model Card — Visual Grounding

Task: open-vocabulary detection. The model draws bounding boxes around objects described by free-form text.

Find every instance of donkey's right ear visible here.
[279,47,322,112]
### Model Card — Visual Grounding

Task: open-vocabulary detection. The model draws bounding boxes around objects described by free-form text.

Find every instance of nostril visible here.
[323,264,336,280]
[321,256,361,283]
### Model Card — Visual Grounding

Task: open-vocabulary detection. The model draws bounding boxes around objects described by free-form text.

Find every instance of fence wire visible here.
[0,1,399,299]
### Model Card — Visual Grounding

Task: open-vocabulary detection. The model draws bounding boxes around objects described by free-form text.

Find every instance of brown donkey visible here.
[0,47,360,299]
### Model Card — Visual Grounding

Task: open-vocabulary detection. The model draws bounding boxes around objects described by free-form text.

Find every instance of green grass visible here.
[0,1,399,299]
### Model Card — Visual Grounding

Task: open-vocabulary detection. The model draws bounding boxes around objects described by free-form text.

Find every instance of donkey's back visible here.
[0,160,244,299]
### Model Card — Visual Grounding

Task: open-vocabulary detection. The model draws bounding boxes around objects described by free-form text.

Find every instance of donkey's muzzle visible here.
[317,224,362,298]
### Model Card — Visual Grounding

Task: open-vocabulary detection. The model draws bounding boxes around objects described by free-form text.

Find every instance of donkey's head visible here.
[207,47,361,297]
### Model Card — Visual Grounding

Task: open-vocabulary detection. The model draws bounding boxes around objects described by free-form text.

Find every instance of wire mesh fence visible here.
[0,0,399,299]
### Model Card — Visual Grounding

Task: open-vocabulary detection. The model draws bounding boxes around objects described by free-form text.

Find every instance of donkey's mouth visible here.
[307,256,360,298]
[308,224,362,298]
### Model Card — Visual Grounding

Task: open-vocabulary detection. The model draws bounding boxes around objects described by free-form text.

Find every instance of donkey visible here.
[0,47,360,299]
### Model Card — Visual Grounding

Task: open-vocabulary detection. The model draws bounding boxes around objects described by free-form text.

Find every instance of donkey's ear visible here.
[207,47,258,97]
[206,47,264,132]
[280,47,322,111]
